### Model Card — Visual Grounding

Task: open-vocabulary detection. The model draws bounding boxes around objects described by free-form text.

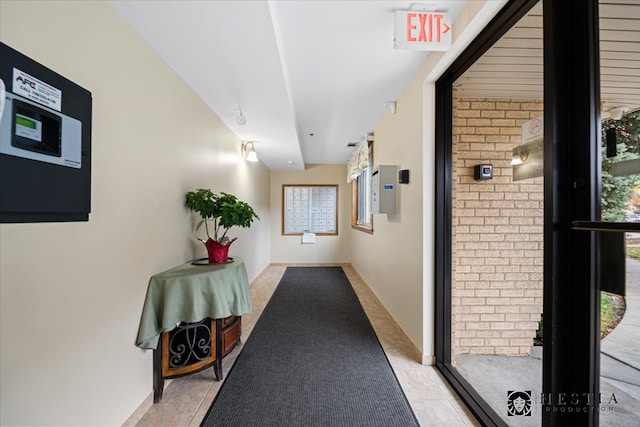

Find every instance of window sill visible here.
[351,224,373,234]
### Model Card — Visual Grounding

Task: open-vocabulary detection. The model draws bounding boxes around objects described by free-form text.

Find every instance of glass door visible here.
[434,0,639,425]
[598,2,640,425]
[435,2,545,425]
[449,3,544,424]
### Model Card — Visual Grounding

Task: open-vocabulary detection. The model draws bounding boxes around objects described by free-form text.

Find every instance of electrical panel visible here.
[0,42,92,222]
[371,165,397,214]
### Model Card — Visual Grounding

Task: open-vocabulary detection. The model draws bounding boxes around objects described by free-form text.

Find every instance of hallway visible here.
[124,265,478,427]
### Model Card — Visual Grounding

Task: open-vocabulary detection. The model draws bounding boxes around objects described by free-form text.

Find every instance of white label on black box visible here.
[13,68,62,111]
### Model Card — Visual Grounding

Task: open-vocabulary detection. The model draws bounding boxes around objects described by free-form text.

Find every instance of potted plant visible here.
[185,189,259,263]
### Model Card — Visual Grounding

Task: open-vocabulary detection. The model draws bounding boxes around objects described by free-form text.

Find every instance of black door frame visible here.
[434,0,602,425]
[542,0,601,425]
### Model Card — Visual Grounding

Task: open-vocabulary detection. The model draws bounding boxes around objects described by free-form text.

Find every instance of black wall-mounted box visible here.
[474,164,493,181]
[399,169,409,184]
[0,42,92,223]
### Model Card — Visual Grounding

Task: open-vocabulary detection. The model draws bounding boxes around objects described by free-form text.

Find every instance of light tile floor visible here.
[124,264,479,427]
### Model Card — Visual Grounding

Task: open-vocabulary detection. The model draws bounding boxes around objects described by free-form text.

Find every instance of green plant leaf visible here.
[185,188,259,242]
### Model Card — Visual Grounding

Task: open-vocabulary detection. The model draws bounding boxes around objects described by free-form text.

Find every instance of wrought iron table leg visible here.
[214,318,224,380]
[213,360,223,381]
[153,347,164,403]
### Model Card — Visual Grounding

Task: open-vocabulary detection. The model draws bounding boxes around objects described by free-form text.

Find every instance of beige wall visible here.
[350,73,425,358]
[0,1,270,426]
[350,0,505,362]
[270,164,351,264]
[451,98,544,357]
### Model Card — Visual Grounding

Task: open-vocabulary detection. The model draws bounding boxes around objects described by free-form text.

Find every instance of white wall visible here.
[270,164,351,264]
[0,1,270,425]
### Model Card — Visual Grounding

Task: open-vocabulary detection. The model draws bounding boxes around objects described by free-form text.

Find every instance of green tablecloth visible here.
[135,256,252,350]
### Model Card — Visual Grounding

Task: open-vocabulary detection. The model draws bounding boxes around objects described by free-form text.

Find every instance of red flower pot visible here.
[203,237,237,263]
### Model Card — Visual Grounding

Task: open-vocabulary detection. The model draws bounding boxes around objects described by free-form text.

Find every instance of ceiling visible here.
[112,1,640,171]
[456,0,640,119]
[111,0,469,170]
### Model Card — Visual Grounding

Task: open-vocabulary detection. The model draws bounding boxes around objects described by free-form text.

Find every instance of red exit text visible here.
[405,13,450,43]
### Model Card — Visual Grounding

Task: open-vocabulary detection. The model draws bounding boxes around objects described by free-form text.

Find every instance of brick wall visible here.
[451,97,544,358]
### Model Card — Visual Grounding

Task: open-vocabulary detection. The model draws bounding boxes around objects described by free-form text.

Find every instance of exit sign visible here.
[394,10,451,51]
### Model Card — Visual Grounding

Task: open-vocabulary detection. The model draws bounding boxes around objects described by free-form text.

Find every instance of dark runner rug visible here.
[200,266,419,427]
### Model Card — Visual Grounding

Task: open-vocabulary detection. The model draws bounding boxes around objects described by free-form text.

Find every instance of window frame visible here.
[351,141,373,234]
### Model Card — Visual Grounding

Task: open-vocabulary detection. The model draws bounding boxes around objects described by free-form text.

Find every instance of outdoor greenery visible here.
[530,114,640,345]
[535,290,625,345]
[597,112,639,337]
[185,189,259,243]
[608,110,640,155]
[534,317,543,346]
[627,246,640,260]
[601,111,640,221]
[534,114,639,344]
[601,145,638,221]
[601,291,626,339]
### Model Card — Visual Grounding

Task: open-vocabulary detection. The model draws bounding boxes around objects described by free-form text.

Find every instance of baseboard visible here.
[121,379,172,426]
[421,354,435,366]
[269,262,351,267]
[344,264,428,365]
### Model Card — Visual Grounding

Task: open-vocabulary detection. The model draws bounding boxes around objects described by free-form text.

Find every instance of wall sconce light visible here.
[511,146,528,165]
[242,141,258,162]
[236,110,247,126]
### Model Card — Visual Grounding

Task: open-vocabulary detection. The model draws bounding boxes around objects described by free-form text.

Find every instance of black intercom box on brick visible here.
[0,42,92,223]
[474,164,493,181]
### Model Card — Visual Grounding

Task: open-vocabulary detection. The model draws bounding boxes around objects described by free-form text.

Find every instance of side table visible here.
[135,256,252,402]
